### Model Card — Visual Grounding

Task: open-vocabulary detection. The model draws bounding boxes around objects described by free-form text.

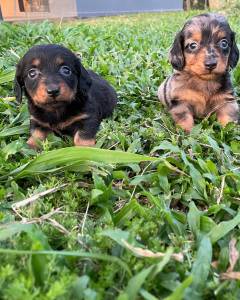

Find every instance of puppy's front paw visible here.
[27,136,41,150]
[216,101,239,127]
[74,131,96,147]
[170,104,194,133]
[27,129,48,149]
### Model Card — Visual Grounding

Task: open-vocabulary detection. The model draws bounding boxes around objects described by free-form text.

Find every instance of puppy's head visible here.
[15,44,91,107]
[169,14,239,79]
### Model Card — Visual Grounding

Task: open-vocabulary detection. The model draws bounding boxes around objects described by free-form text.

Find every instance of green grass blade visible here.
[184,236,212,300]
[140,289,159,300]
[0,70,15,84]
[123,248,173,300]
[187,202,201,238]
[0,125,29,137]
[164,276,193,300]
[0,248,131,275]
[10,147,158,179]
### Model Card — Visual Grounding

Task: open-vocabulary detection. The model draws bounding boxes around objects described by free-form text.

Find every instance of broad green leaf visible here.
[101,229,130,247]
[208,212,240,244]
[71,276,90,300]
[200,216,216,233]
[0,223,34,241]
[9,147,158,179]
[140,289,159,300]
[187,202,201,238]
[0,125,29,138]
[2,140,24,159]
[0,70,15,84]
[91,189,104,201]
[230,141,240,153]
[184,236,212,300]
[151,141,180,153]
[114,198,147,225]
[124,248,173,300]
[164,276,193,300]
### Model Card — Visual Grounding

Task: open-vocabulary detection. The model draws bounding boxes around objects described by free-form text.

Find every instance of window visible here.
[18,0,50,12]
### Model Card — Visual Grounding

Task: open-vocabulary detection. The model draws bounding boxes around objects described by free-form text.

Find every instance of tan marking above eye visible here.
[31,58,41,67]
[56,57,64,65]
[189,31,202,43]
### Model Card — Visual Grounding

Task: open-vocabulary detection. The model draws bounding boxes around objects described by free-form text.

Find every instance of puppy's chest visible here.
[171,79,233,116]
[30,103,89,133]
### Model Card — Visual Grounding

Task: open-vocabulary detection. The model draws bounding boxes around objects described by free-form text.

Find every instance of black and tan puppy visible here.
[158,13,239,132]
[15,44,117,148]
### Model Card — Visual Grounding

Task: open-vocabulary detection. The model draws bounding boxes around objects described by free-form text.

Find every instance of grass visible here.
[1,10,240,300]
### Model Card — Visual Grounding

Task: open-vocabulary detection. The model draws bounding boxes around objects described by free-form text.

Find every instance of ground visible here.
[0,10,240,300]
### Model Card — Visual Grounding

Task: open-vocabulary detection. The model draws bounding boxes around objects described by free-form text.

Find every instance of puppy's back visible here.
[88,70,118,119]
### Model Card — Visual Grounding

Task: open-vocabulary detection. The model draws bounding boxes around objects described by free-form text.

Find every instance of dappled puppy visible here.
[15,44,117,149]
[158,13,239,132]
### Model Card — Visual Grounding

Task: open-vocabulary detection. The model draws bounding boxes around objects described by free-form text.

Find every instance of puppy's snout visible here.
[47,84,60,97]
[204,59,217,70]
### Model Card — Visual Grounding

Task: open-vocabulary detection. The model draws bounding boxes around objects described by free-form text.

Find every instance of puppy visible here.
[15,44,117,148]
[158,13,239,132]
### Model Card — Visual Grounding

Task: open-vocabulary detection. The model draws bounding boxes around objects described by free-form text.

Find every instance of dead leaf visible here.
[221,272,240,280]
[122,239,184,262]
[227,238,239,272]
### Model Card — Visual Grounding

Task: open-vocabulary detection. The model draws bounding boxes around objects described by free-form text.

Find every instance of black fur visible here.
[229,32,239,69]
[169,31,185,71]
[14,44,118,143]
[169,13,239,72]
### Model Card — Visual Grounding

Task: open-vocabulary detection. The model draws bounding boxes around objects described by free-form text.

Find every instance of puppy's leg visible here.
[216,101,239,126]
[27,120,49,149]
[27,128,49,149]
[169,102,194,132]
[73,119,99,147]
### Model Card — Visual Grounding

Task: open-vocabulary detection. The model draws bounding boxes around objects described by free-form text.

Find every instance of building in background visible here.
[0,0,182,21]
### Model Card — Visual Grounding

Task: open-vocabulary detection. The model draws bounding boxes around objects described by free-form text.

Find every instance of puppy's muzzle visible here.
[47,84,60,98]
[204,58,217,70]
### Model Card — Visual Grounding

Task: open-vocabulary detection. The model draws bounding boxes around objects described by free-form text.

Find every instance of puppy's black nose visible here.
[47,85,60,97]
[205,61,217,70]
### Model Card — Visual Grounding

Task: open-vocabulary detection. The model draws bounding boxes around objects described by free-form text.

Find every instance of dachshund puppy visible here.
[158,13,239,132]
[15,44,117,148]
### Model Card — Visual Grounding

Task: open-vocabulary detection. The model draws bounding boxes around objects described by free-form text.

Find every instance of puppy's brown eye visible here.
[188,42,198,51]
[28,68,39,79]
[219,39,229,49]
[60,66,71,76]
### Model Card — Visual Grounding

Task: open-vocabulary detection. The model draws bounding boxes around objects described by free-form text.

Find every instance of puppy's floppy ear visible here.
[229,32,239,69]
[75,58,92,97]
[169,31,185,71]
[14,60,24,103]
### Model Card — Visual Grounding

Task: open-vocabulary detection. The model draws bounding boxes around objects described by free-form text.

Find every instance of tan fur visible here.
[27,128,49,149]
[30,113,89,131]
[55,57,64,65]
[59,82,75,101]
[170,102,194,132]
[159,71,236,118]
[30,79,47,104]
[31,58,41,67]
[158,14,239,131]
[30,79,75,106]
[216,101,239,125]
[74,131,96,147]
